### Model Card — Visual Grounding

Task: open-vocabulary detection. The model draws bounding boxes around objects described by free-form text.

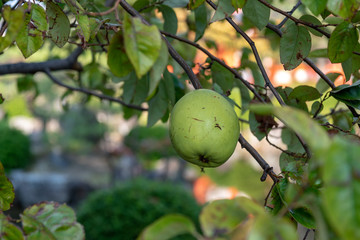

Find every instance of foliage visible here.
[76,178,201,240]
[0,120,32,170]
[0,161,85,239]
[1,0,360,239]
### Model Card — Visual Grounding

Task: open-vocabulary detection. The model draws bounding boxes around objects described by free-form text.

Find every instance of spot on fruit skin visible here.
[214,123,222,130]
[192,118,204,122]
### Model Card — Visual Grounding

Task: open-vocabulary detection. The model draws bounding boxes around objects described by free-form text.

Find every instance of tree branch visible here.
[277,0,302,28]
[161,31,265,102]
[258,0,331,38]
[44,69,147,111]
[266,23,360,125]
[0,47,83,75]
[206,0,285,106]
[238,134,279,183]
[119,0,202,89]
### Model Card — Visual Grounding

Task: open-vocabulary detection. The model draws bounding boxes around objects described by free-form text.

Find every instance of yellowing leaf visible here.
[0,6,25,52]
[123,15,161,79]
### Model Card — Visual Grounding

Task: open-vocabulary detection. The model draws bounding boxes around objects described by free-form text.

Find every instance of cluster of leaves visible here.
[0,161,85,239]
[1,0,360,239]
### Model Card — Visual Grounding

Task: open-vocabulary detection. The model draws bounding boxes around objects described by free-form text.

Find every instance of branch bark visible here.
[44,69,147,111]
[0,47,83,75]
[161,31,265,102]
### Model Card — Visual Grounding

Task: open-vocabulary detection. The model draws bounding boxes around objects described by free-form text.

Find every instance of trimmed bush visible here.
[77,178,201,240]
[0,121,32,170]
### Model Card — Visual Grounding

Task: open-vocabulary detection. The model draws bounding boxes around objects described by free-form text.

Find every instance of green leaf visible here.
[163,69,176,107]
[250,105,331,151]
[194,4,208,42]
[31,4,48,32]
[279,152,305,180]
[211,61,234,92]
[276,86,308,112]
[21,202,85,240]
[147,78,170,127]
[63,0,89,41]
[234,80,251,114]
[316,72,341,93]
[310,101,324,116]
[342,57,352,81]
[328,21,358,63]
[200,198,248,237]
[321,137,360,240]
[76,14,91,42]
[288,85,321,101]
[188,0,205,9]
[330,80,360,109]
[249,111,268,141]
[301,0,327,16]
[163,0,189,8]
[0,213,25,240]
[107,32,133,77]
[123,15,161,78]
[289,207,316,229]
[211,0,236,23]
[281,127,306,154]
[0,163,14,211]
[46,1,70,48]
[327,0,360,19]
[280,22,311,70]
[242,0,270,30]
[0,6,25,52]
[231,0,246,9]
[0,94,4,104]
[299,15,324,37]
[308,48,328,58]
[149,40,169,96]
[16,4,44,58]
[138,214,198,240]
[88,18,109,40]
[248,214,298,240]
[158,5,178,35]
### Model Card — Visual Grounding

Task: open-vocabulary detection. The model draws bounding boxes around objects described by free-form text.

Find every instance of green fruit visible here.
[169,89,240,168]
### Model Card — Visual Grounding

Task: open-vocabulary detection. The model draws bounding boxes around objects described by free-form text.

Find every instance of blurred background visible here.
[0,1,346,239]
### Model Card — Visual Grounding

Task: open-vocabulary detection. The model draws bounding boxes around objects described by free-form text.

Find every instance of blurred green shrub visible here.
[58,106,106,152]
[0,121,32,170]
[124,125,176,164]
[77,178,201,240]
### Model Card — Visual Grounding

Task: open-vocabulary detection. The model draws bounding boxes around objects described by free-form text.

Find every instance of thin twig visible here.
[277,0,302,28]
[238,134,280,183]
[44,69,147,111]
[206,0,285,105]
[266,23,360,127]
[258,0,331,38]
[264,181,277,207]
[161,31,265,101]
[87,0,121,16]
